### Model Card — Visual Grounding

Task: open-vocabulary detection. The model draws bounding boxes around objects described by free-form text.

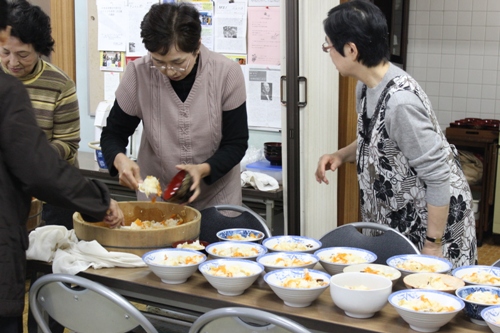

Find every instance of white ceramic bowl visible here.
[262,235,322,254]
[386,254,452,278]
[403,272,465,294]
[257,252,319,272]
[216,228,265,243]
[343,263,401,286]
[198,258,264,296]
[330,272,392,318]
[315,247,377,275]
[455,285,500,325]
[389,289,464,332]
[264,268,330,307]
[481,305,500,333]
[452,265,500,287]
[142,248,207,284]
[205,241,267,260]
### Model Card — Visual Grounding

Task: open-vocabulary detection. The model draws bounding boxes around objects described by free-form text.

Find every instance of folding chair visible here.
[319,222,420,265]
[199,204,272,244]
[29,273,158,333]
[188,307,311,333]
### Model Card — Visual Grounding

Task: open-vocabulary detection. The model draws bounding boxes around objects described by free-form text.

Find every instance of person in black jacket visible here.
[0,1,123,331]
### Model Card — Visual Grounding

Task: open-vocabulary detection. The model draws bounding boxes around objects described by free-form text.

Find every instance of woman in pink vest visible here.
[101,2,248,210]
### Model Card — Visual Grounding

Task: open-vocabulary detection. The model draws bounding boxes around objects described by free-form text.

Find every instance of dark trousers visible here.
[0,316,23,333]
[42,203,75,230]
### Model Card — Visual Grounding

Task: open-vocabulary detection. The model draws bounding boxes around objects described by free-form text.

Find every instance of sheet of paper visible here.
[96,0,127,51]
[246,65,281,129]
[248,6,281,65]
[249,0,279,6]
[126,0,158,57]
[192,2,214,50]
[104,72,120,101]
[214,0,248,54]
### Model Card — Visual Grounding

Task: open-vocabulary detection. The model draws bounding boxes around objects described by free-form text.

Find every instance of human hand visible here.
[114,153,142,190]
[421,240,443,258]
[175,163,210,204]
[103,199,124,228]
[315,153,342,185]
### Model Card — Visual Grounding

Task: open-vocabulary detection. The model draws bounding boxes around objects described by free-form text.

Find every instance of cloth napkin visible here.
[241,171,279,191]
[26,225,146,275]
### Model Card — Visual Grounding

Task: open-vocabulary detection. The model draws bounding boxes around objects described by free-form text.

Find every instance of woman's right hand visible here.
[315,152,343,185]
[113,153,142,190]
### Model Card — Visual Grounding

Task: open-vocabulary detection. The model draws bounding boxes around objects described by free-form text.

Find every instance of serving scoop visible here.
[162,170,194,204]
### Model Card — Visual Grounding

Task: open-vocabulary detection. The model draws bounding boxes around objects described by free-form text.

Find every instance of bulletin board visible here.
[86,0,281,131]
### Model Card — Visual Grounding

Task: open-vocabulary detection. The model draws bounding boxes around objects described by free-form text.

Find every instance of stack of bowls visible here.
[264,142,282,166]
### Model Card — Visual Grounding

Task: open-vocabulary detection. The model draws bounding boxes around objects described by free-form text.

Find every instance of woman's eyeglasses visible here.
[150,58,191,73]
[322,41,333,53]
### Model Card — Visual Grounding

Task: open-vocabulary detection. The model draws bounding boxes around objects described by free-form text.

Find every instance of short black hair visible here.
[0,0,8,30]
[140,2,201,55]
[8,0,54,56]
[324,0,389,67]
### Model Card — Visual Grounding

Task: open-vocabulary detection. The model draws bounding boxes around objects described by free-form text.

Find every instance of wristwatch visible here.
[425,235,443,244]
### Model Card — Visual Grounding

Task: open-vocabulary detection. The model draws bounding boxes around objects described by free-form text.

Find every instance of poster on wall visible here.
[247,6,280,65]
[213,0,248,54]
[246,65,281,129]
[126,0,159,57]
[96,0,127,51]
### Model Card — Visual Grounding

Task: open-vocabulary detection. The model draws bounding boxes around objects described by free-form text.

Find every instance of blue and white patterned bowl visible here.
[386,254,452,278]
[264,268,330,307]
[456,285,500,325]
[142,248,207,284]
[315,247,377,275]
[452,265,500,287]
[205,241,267,260]
[216,228,265,243]
[481,305,500,333]
[257,252,319,272]
[199,258,264,296]
[389,289,464,332]
[262,235,322,254]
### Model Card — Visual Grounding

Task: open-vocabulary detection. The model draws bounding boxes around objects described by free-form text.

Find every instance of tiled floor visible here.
[478,234,500,266]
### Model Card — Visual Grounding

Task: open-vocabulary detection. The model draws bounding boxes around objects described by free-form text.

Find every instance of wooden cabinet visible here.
[445,127,499,246]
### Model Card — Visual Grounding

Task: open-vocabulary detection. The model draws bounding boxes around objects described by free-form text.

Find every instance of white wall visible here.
[406,0,500,127]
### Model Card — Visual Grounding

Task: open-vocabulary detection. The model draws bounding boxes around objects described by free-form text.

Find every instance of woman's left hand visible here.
[175,163,210,204]
[421,240,443,258]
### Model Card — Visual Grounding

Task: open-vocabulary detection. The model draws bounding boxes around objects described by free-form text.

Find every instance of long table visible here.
[28,261,490,333]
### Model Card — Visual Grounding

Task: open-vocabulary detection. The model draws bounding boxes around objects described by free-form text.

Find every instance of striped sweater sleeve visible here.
[24,60,80,165]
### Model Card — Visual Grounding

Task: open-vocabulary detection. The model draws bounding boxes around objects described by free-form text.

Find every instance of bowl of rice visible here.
[205,241,267,260]
[315,247,377,275]
[343,263,401,286]
[452,265,500,287]
[264,268,330,307]
[456,285,500,325]
[481,305,500,333]
[257,252,319,272]
[389,289,464,332]
[386,254,452,278]
[216,228,265,243]
[142,248,207,284]
[262,235,321,254]
[404,273,465,294]
[199,258,264,296]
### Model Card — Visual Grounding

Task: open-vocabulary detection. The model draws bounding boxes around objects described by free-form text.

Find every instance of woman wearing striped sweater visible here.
[0,0,80,230]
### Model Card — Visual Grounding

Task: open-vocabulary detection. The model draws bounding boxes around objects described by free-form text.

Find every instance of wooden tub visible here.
[73,201,201,256]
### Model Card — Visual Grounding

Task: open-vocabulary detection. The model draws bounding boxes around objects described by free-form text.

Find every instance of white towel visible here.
[27,225,146,275]
[241,171,279,191]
